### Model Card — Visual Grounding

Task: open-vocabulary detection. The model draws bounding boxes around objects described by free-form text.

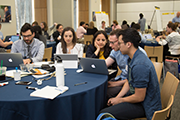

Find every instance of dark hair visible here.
[92,30,111,58]
[139,13,143,19]
[80,21,85,26]
[32,21,38,26]
[102,21,105,24]
[167,22,177,31]
[132,23,140,30]
[56,24,63,29]
[122,20,127,25]
[61,27,77,53]
[130,22,135,27]
[20,23,34,35]
[33,25,42,39]
[117,28,141,49]
[86,23,89,26]
[113,20,118,25]
[41,22,48,32]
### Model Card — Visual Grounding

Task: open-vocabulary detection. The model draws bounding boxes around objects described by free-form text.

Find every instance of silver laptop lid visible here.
[143,34,153,41]
[54,54,78,60]
[0,53,23,67]
[79,57,109,75]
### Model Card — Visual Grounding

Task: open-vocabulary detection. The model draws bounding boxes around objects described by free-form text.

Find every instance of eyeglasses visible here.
[109,40,118,45]
[22,34,32,38]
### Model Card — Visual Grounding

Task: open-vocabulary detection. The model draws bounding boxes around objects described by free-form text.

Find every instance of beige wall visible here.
[1,0,17,37]
[51,0,74,28]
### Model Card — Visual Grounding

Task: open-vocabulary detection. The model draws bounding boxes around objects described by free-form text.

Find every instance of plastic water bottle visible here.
[55,56,64,87]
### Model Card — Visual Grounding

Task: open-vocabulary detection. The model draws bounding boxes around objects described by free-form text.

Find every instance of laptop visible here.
[4,35,12,42]
[10,36,20,42]
[0,53,23,67]
[54,54,78,68]
[79,57,116,75]
[143,34,153,41]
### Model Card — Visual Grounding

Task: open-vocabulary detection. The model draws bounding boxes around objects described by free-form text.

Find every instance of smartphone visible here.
[29,69,37,74]
[15,81,32,85]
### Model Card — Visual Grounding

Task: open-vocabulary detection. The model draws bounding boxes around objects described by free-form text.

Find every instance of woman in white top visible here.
[156,22,180,57]
[56,27,83,57]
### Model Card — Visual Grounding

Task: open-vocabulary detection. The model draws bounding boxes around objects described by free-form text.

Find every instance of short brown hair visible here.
[167,22,177,31]
[113,20,118,25]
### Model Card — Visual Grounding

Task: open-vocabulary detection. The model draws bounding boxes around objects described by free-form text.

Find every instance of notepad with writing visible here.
[30,85,69,99]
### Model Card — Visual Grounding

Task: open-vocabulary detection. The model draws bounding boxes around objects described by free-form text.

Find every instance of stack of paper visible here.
[30,85,69,99]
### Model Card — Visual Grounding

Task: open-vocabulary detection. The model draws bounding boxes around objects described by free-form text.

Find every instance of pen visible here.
[26,86,38,90]
[0,82,9,87]
[74,82,87,86]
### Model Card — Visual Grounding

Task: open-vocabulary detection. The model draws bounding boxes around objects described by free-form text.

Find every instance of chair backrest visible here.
[161,72,179,110]
[84,35,93,44]
[152,62,163,83]
[43,47,52,61]
[152,95,174,120]
[144,46,163,62]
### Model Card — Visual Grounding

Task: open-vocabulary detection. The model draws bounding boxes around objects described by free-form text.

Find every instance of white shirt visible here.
[56,42,83,57]
[158,32,180,55]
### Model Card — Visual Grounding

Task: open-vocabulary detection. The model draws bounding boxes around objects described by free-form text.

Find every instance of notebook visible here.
[10,35,20,42]
[54,54,78,68]
[143,34,153,41]
[0,53,23,67]
[79,57,116,75]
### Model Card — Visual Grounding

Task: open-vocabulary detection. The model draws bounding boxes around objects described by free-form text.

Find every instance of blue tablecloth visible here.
[0,69,108,120]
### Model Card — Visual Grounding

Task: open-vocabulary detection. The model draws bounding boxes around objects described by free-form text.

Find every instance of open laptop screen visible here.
[10,36,20,42]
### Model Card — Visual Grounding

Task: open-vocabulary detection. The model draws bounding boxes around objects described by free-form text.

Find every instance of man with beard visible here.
[11,23,45,64]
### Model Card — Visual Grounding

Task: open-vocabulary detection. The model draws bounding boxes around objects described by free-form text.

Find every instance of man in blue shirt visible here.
[172,12,180,23]
[11,23,45,64]
[106,29,147,99]
[100,28,162,120]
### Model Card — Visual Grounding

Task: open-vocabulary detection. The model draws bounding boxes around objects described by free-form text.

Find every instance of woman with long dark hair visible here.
[56,27,83,57]
[86,30,117,79]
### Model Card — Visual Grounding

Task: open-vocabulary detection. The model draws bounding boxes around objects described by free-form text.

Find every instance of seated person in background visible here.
[33,25,47,47]
[85,23,89,30]
[56,27,83,57]
[112,20,121,30]
[156,22,180,57]
[99,21,106,31]
[121,20,129,30]
[52,24,63,45]
[11,23,45,64]
[32,21,38,26]
[0,23,13,47]
[0,23,4,41]
[86,30,117,80]
[106,29,147,99]
[132,23,147,43]
[100,28,162,120]
[87,21,98,35]
[40,22,50,39]
[76,21,87,40]
[130,22,135,27]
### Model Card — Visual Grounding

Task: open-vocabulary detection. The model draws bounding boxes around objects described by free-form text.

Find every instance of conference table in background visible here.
[139,40,160,49]
[0,69,108,120]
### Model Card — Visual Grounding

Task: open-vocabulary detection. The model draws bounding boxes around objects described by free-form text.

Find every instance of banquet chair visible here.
[152,62,163,83]
[43,47,52,61]
[134,72,179,120]
[83,35,93,45]
[144,46,163,62]
[151,95,174,120]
